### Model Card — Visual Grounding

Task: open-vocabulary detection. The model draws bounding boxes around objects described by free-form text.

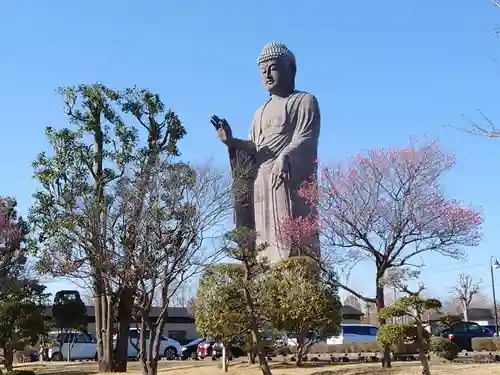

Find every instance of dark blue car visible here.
[439,321,493,351]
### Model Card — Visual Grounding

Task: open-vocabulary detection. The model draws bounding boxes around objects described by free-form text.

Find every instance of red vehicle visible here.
[196,339,215,359]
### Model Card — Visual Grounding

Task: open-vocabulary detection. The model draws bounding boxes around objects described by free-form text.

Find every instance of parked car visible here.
[28,351,39,362]
[48,332,97,361]
[437,321,493,351]
[197,339,216,359]
[211,337,246,359]
[326,324,379,345]
[480,325,497,336]
[180,338,204,359]
[198,335,277,360]
[115,328,182,360]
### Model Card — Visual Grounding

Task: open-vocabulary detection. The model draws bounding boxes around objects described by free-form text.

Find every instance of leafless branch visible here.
[450,273,481,320]
[450,110,500,138]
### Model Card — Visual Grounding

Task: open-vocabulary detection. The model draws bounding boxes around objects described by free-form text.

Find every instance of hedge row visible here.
[471,337,500,352]
[288,337,500,355]
[280,342,419,355]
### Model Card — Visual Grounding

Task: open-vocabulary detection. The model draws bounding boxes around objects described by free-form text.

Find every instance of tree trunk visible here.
[417,324,431,375]
[247,345,256,364]
[140,323,164,375]
[3,347,13,373]
[139,320,148,375]
[242,284,272,375]
[91,98,113,373]
[95,294,109,372]
[95,292,113,372]
[375,283,391,369]
[146,360,158,375]
[104,295,114,368]
[295,331,307,367]
[222,343,228,372]
[67,332,76,362]
[144,341,159,375]
[462,302,469,322]
[296,348,303,367]
[113,287,135,372]
[39,345,47,362]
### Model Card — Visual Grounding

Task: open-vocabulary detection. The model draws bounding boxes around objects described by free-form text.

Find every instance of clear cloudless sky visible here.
[1,0,500,303]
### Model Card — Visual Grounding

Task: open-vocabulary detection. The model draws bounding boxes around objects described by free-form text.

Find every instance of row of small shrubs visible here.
[471,337,500,352]
[279,338,462,361]
[282,342,419,355]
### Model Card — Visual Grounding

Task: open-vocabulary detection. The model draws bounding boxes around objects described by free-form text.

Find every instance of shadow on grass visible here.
[270,361,345,369]
[37,371,96,375]
[16,362,206,375]
[310,368,398,375]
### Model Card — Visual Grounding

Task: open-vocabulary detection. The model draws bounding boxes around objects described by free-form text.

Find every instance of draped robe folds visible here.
[228,91,321,263]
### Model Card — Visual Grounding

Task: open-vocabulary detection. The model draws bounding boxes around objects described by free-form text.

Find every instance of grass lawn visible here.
[11,360,500,375]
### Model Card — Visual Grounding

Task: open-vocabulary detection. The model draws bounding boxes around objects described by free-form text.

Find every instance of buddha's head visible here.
[257,41,296,96]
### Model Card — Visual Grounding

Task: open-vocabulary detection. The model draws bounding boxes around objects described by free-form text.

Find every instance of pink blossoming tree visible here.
[0,197,26,284]
[278,139,483,368]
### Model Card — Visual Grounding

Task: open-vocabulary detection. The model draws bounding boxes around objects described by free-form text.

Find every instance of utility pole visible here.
[490,257,499,336]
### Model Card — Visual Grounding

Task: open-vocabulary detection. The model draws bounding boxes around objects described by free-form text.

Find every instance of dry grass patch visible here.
[11,361,205,375]
[9,361,500,375]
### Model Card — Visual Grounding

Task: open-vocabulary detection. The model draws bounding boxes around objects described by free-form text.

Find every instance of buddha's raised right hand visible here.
[210,115,233,146]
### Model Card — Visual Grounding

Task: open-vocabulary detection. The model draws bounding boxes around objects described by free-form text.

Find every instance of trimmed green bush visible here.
[471,337,500,352]
[430,337,460,361]
[289,343,379,354]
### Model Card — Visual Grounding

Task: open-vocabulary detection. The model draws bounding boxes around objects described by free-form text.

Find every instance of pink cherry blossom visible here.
[278,138,483,269]
[278,215,318,252]
[0,198,21,249]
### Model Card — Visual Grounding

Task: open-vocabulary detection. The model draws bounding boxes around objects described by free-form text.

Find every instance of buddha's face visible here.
[259,58,293,95]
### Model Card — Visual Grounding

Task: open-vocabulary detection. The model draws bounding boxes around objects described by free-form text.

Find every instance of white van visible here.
[326,324,379,345]
[48,332,97,361]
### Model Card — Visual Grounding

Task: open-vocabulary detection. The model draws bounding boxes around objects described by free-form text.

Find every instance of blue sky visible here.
[1,0,500,304]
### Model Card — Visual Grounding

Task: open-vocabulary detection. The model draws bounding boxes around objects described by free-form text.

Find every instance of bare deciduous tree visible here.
[450,274,482,321]
[454,2,500,137]
[278,140,483,368]
[30,84,188,372]
[116,160,231,375]
[168,283,195,309]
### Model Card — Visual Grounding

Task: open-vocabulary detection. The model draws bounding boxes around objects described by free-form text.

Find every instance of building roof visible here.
[341,305,364,316]
[44,305,363,319]
[425,308,494,322]
[43,305,191,318]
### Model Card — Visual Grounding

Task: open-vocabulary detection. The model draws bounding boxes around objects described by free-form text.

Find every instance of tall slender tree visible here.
[29,84,186,372]
[126,161,231,375]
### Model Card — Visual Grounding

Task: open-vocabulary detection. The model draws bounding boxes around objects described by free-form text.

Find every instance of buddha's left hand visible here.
[272,154,290,188]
